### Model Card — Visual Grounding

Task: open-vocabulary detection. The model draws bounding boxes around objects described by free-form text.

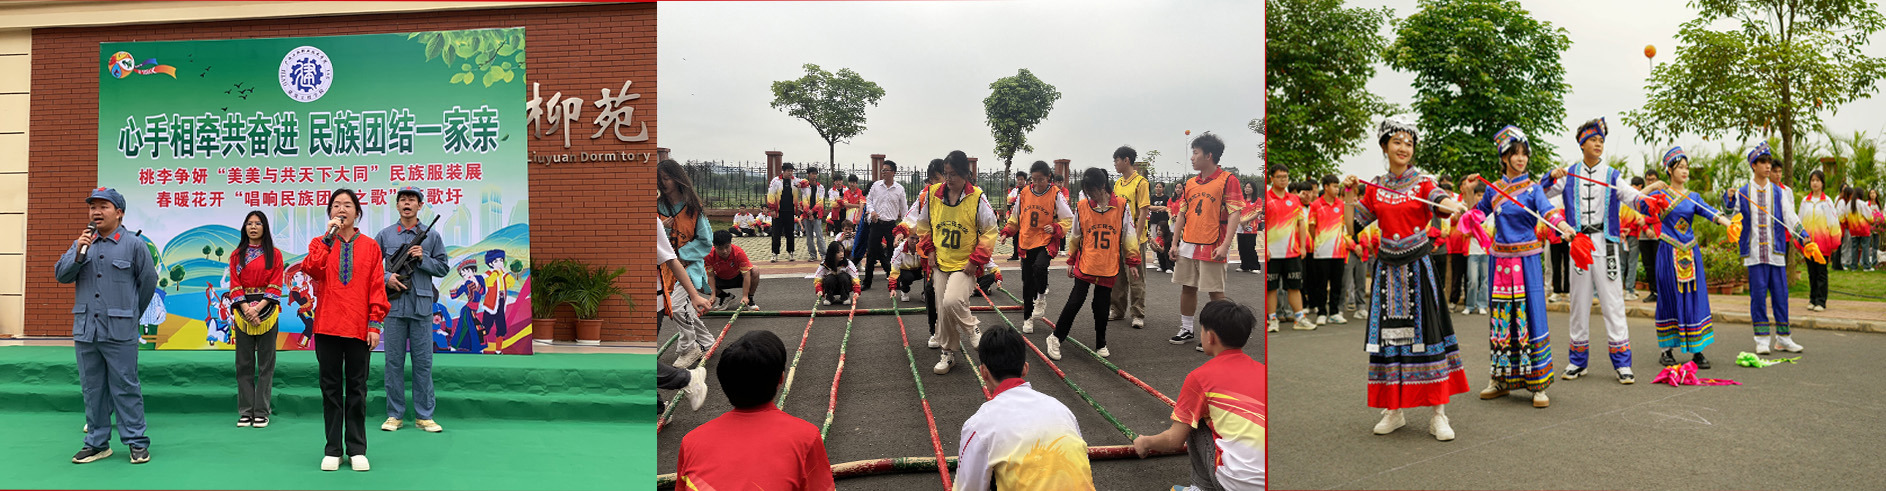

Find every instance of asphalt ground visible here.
[656,261,1265,489]
[1270,306,1886,490]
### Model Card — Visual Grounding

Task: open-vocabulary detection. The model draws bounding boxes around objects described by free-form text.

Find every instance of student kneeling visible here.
[954,326,1097,490]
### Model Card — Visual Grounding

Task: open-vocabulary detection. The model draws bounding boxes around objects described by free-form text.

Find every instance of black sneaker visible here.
[129,446,149,464]
[71,447,112,464]
[1562,365,1587,380]
[1168,331,1195,344]
[252,417,269,428]
[1692,352,1710,370]
[238,416,253,428]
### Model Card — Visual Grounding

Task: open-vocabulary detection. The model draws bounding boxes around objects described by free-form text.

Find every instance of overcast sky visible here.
[657,0,1263,179]
[1333,0,1886,178]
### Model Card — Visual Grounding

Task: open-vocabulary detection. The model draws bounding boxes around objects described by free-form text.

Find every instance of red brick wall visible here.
[26,4,659,342]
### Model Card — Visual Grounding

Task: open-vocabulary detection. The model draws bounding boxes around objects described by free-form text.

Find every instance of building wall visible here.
[22,4,658,342]
[0,29,27,337]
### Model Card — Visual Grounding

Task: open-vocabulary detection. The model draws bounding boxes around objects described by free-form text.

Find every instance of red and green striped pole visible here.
[701,305,1017,317]
[817,292,862,437]
[972,284,1138,441]
[890,290,954,490]
[775,293,833,409]
[1031,317,1177,408]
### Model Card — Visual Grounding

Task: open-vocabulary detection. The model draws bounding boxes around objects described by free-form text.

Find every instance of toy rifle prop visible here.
[386,214,442,300]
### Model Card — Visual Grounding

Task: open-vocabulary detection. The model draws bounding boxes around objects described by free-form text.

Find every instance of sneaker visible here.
[380,417,403,432]
[1168,331,1195,344]
[746,302,759,311]
[1617,368,1635,385]
[901,292,911,302]
[1267,318,1280,332]
[1195,345,1204,352]
[1315,315,1329,325]
[1045,336,1063,360]
[1478,381,1508,400]
[823,298,833,306]
[321,455,341,471]
[1022,317,1035,334]
[1108,311,1125,321]
[350,454,370,472]
[1096,346,1110,358]
[672,345,704,369]
[416,419,443,433]
[926,332,941,349]
[1293,315,1317,330]
[1330,313,1348,324]
[968,325,983,349]
[1032,302,1048,321]
[71,447,112,464]
[129,446,149,464]
[238,416,253,428]
[684,367,708,410]
[1774,335,1805,353]
[1755,335,1773,355]
[252,417,269,428]
[1645,294,1658,303]
[1429,414,1455,441]
[1549,293,1562,303]
[1131,317,1145,329]
[1532,392,1550,408]
[770,253,779,263]
[1476,308,1488,315]
[1624,292,1640,301]
[1562,364,1586,380]
[934,351,955,375]
[1373,409,1405,435]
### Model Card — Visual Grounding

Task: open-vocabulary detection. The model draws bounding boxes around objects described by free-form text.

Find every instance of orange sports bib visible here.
[1183,173,1230,245]
[1017,186,1059,250]
[1077,197,1127,278]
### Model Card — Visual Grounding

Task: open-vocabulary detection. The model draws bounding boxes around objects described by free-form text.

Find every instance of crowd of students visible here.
[657,134,1267,490]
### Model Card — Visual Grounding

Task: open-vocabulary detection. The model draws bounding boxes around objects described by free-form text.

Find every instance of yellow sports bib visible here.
[930,185,986,273]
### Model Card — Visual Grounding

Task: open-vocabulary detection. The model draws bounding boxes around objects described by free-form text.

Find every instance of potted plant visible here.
[557,261,633,345]
[528,258,579,344]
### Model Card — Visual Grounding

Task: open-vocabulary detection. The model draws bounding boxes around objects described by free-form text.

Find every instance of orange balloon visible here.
[1185,130,1192,135]
[1645,45,1656,59]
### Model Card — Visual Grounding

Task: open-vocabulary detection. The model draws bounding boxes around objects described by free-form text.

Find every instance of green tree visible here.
[1623,0,1886,184]
[213,246,224,260]
[1387,0,1572,179]
[984,68,1063,179]
[168,265,186,291]
[1267,0,1399,177]
[770,64,886,167]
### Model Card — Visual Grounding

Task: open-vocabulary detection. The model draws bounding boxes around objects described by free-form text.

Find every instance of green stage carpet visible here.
[0,346,653,490]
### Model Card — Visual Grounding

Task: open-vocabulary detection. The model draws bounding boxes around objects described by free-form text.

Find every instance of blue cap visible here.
[86,187,126,210]
[396,185,425,201]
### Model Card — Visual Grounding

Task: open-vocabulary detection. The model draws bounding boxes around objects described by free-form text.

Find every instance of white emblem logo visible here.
[278,46,333,103]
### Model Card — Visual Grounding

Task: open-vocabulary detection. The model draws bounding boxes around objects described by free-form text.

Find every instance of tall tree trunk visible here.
[828,141,837,170]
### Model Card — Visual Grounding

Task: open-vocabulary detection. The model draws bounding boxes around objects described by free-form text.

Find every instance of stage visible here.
[0,344,653,490]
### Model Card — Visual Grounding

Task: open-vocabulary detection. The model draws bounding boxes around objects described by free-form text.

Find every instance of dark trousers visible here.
[1052,280,1113,349]
[896,269,924,293]
[1237,234,1260,271]
[1639,240,1659,296]
[821,272,854,304]
[1808,260,1829,307]
[771,215,797,255]
[657,364,689,390]
[1448,253,1468,304]
[1550,242,1570,293]
[234,326,278,418]
[924,274,938,335]
[861,221,897,289]
[1152,223,1175,271]
[1303,257,1345,315]
[315,334,369,457]
[1021,247,1051,319]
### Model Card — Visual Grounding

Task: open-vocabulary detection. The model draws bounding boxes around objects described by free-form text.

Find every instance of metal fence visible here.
[678,159,1219,212]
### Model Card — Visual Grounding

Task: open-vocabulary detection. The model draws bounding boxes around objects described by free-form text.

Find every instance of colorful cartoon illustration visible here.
[288,270,318,349]
[478,250,516,352]
[431,303,453,351]
[448,258,488,353]
[203,280,233,345]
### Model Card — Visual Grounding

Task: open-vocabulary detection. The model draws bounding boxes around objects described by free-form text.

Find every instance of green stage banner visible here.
[98,28,535,354]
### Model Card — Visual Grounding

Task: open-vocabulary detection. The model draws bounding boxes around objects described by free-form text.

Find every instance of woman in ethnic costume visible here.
[1637,147,1734,368]
[1468,126,1583,409]
[1342,118,1471,441]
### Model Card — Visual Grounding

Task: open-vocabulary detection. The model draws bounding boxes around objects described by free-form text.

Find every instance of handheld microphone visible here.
[78,220,99,257]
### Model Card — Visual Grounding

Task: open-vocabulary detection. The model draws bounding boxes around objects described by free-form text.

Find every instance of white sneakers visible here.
[351,455,370,471]
[1330,313,1348,324]
[1373,409,1405,435]
[1755,335,1773,355]
[321,456,341,471]
[968,326,982,349]
[1315,315,1329,326]
[1096,346,1110,358]
[672,345,704,369]
[1774,335,1805,352]
[1022,317,1035,334]
[1045,335,1063,360]
[1532,391,1549,408]
[1292,315,1317,330]
[380,417,402,432]
[926,332,942,349]
[1032,301,1048,321]
[1131,317,1145,328]
[900,292,911,302]
[1476,308,1489,315]
[684,366,708,410]
[1267,317,1281,332]
[1429,414,1455,441]
[1548,293,1562,303]
[934,350,955,375]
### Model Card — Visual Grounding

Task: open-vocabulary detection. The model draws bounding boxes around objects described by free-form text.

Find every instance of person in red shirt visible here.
[677,330,835,490]
[302,189,389,472]
[226,210,286,429]
[1133,300,1265,490]
[705,231,759,311]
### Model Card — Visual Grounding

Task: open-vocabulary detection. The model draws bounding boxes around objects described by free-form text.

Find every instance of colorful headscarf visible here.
[1662,146,1688,169]
[1378,117,1418,147]
[1747,142,1773,165]
[1494,125,1528,155]
[1576,117,1607,145]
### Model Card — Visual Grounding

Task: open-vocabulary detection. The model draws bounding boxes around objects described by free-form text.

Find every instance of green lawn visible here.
[1790,269,1886,303]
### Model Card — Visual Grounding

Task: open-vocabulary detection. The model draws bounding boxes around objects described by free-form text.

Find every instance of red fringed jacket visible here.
[303,230,388,341]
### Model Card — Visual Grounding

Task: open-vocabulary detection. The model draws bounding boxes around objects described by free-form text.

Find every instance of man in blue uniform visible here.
[55,187,158,464]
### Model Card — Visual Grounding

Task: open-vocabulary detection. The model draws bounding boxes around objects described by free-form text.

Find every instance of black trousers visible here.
[924,273,938,335]
[1448,253,1468,304]
[896,269,924,293]
[861,221,897,289]
[1808,260,1829,306]
[771,215,797,255]
[1152,223,1175,271]
[1639,240,1659,295]
[1020,247,1052,319]
[821,272,853,304]
[1303,257,1345,315]
[1052,280,1113,349]
[1237,234,1260,271]
[315,334,369,457]
[1550,242,1570,293]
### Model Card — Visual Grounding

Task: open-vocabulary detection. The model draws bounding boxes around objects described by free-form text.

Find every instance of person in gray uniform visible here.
[376,186,451,433]
[56,187,158,464]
